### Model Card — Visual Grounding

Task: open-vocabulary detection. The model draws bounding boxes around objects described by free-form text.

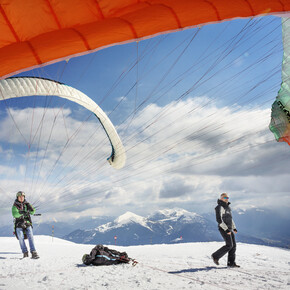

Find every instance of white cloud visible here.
[115,96,127,102]
[0,96,289,225]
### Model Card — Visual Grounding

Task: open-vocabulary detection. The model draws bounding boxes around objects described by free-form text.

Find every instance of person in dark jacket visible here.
[211,193,240,267]
[12,191,39,259]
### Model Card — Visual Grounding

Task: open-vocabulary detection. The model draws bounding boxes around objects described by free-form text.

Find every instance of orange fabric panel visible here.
[107,2,150,18]
[122,4,183,37]
[98,0,138,18]
[30,29,91,64]
[0,41,39,76]
[248,0,289,13]
[0,8,16,44]
[77,18,136,49]
[1,0,57,41]
[152,0,221,27]
[50,0,104,28]
[280,136,290,145]
[0,0,288,79]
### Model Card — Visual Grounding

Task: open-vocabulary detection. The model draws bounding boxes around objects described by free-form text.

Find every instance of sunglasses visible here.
[223,197,229,200]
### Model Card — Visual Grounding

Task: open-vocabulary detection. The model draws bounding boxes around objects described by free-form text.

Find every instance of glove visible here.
[19,210,29,217]
[26,203,34,212]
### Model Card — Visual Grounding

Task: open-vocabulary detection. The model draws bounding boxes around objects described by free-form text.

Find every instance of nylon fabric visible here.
[269,17,290,145]
[0,0,288,78]
[0,77,126,169]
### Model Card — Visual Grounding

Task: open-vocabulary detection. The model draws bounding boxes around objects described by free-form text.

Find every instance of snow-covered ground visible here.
[0,236,289,290]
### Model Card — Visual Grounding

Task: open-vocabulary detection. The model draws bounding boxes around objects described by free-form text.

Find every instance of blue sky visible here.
[0,16,289,224]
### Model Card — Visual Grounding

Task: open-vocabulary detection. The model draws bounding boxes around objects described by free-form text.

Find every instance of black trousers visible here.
[212,228,236,265]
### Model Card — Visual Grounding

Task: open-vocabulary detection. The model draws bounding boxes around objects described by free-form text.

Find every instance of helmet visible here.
[16,191,25,198]
[82,254,90,265]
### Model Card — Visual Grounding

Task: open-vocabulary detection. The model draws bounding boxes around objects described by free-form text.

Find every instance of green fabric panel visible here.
[270,18,290,144]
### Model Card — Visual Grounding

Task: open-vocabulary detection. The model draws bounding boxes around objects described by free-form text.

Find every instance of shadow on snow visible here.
[169,266,227,274]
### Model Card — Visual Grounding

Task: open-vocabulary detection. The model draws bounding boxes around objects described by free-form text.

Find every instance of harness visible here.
[13,200,33,240]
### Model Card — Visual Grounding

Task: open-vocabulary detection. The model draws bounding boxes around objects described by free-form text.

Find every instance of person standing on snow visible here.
[211,193,240,268]
[12,191,39,259]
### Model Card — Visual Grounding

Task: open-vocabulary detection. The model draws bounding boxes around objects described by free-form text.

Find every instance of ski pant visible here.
[212,228,236,265]
[16,226,36,253]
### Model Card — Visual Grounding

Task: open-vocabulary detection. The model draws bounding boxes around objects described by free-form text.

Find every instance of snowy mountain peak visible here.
[96,211,152,233]
[234,207,266,215]
[114,211,146,225]
[158,208,190,216]
[148,208,200,222]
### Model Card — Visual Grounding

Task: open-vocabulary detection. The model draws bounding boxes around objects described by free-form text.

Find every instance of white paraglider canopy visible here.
[0,77,126,169]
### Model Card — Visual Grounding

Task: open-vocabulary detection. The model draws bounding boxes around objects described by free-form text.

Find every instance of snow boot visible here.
[23,252,29,258]
[228,262,240,268]
[31,251,39,259]
[211,254,219,266]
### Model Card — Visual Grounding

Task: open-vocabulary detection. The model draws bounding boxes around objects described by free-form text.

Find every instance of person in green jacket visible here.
[12,191,39,259]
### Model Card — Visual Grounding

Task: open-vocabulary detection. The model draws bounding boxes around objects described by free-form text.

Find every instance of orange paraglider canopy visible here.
[0,0,288,79]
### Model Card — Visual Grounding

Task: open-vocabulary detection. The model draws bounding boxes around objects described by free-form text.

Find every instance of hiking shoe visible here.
[228,263,240,268]
[23,252,29,258]
[31,251,39,259]
[211,254,219,265]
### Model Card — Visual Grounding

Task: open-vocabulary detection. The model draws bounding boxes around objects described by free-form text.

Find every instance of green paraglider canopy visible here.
[270,18,290,146]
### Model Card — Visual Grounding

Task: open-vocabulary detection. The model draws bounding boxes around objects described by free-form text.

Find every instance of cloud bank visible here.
[0,96,289,225]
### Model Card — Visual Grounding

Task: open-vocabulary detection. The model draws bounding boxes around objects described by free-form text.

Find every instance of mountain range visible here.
[64,209,220,245]
[63,208,274,247]
[2,207,289,248]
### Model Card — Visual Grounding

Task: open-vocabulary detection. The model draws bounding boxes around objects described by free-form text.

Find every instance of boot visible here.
[211,254,219,265]
[228,262,240,268]
[23,252,29,258]
[31,251,39,259]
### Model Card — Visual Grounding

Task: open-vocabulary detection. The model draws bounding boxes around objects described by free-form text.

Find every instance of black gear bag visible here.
[82,244,131,266]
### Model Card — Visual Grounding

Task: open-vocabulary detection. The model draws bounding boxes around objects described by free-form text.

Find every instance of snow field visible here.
[0,236,289,290]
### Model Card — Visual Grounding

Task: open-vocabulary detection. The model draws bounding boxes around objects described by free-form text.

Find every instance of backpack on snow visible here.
[82,244,136,266]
